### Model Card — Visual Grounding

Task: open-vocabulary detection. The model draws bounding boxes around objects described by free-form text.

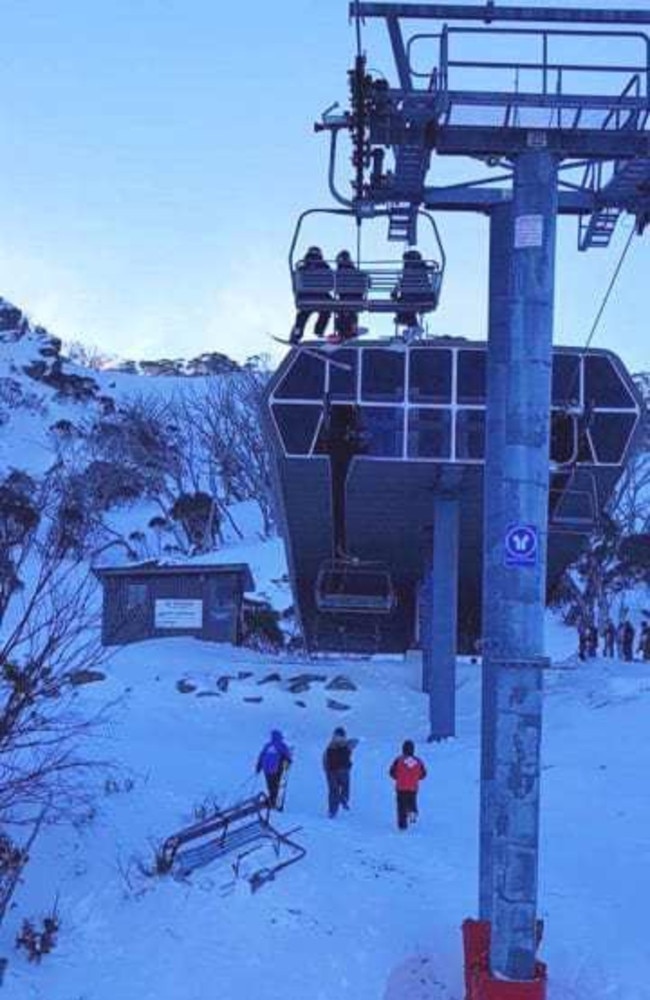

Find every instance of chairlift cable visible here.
[583,222,636,351]
[558,221,636,442]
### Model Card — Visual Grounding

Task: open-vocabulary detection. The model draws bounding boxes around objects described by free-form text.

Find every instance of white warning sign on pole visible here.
[515,214,544,249]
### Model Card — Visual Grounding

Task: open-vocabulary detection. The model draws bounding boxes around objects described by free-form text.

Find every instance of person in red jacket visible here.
[389,739,427,830]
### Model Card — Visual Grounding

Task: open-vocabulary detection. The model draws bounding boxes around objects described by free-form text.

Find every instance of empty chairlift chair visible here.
[315,558,396,614]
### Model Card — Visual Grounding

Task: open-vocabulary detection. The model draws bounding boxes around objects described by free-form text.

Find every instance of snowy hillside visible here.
[0,296,250,477]
[0,296,283,600]
[2,630,649,1000]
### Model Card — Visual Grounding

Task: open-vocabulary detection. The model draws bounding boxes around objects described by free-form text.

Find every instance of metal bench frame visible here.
[157,793,306,890]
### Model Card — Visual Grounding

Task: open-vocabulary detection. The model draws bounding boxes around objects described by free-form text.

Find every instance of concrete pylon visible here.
[479,149,557,981]
[425,494,460,740]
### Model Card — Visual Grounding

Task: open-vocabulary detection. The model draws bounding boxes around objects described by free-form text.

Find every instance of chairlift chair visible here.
[315,557,396,614]
[310,388,397,617]
[549,469,600,534]
[289,207,445,317]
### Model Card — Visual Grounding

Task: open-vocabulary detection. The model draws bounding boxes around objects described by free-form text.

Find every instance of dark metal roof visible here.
[93,562,255,590]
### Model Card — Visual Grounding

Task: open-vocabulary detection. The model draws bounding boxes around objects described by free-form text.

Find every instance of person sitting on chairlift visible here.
[330,250,367,342]
[391,249,432,332]
[290,246,333,344]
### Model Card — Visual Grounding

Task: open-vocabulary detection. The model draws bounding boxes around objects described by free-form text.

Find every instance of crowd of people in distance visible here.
[577,617,650,662]
[256,727,427,830]
[289,245,434,345]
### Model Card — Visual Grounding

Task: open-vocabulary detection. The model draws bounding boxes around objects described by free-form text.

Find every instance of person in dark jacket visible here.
[622,620,635,662]
[639,622,650,661]
[587,624,599,658]
[577,621,589,661]
[256,729,292,808]
[602,620,616,658]
[391,249,433,330]
[323,726,358,817]
[389,739,427,830]
[290,246,333,343]
[332,250,367,342]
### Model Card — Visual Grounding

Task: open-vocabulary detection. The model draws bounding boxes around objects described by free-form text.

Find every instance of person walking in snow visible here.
[577,621,589,661]
[602,620,616,658]
[622,620,635,662]
[256,729,292,809]
[638,622,650,662]
[587,624,599,658]
[323,726,358,818]
[389,739,427,830]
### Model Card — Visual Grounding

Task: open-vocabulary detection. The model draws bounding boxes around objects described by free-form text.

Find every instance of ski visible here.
[270,329,368,348]
[274,759,291,812]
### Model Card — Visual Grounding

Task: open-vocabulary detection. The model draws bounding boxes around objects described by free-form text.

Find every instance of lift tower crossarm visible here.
[353,4,650,26]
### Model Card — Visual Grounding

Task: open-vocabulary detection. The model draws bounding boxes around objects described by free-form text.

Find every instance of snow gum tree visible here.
[557,389,650,626]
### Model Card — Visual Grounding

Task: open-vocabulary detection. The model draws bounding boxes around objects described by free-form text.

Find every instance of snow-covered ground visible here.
[4,625,650,1000]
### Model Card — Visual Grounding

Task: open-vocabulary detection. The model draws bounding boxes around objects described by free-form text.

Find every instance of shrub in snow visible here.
[0,302,25,333]
[170,491,220,553]
[242,601,284,653]
[104,777,135,795]
[0,834,29,927]
[84,460,146,508]
[15,912,59,963]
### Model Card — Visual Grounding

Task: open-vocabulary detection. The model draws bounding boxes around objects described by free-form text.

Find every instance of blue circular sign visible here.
[504,524,538,565]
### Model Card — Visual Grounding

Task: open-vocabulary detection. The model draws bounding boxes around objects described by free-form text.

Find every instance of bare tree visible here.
[172,369,275,538]
[63,340,117,372]
[612,448,650,535]
[0,475,113,931]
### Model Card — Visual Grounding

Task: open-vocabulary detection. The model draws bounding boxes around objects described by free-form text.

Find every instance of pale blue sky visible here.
[0,0,647,373]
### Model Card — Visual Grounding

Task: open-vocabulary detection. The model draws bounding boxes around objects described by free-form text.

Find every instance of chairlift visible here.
[315,557,396,614]
[289,207,445,317]
[311,383,397,616]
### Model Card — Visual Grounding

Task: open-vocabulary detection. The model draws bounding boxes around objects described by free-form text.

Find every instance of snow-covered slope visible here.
[4,630,650,1000]
[0,297,243,477]
[0,296,286,602]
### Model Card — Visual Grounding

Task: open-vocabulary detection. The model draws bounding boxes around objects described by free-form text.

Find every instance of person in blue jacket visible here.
[256,729,292,808]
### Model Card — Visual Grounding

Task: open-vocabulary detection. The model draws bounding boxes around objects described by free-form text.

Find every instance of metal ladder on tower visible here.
[578,84,650,250]
[579,154,650,249]
[388,144,429,242]
[578,205,622,249]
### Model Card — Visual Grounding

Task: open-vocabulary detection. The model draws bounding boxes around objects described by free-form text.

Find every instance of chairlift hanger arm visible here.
[327,129,355,208]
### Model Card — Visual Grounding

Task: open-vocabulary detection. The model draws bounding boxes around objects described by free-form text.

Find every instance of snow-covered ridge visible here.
[0,293,285,605]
